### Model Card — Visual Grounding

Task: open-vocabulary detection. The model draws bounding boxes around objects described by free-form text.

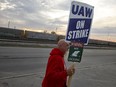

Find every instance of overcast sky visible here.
[0,0,116,42]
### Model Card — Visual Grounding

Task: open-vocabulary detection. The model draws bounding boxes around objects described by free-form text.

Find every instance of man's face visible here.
[61,43,69,54]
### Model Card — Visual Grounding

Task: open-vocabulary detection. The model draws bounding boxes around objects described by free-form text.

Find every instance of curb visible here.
[0,73,41,80]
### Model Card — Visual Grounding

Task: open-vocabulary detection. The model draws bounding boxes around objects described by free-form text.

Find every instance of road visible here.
[0,46,116,87]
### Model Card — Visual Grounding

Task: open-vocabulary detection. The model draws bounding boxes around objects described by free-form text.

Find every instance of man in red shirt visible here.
[42,39,75,87]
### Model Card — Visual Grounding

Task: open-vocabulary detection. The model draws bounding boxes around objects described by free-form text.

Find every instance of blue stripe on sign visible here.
[66,19,92,43]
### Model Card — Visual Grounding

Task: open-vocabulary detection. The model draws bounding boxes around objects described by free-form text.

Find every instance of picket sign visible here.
[66,1,94,87]
[65,1,94,45]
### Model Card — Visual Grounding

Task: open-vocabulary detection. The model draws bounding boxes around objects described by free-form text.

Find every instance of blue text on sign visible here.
[71,4,93,18]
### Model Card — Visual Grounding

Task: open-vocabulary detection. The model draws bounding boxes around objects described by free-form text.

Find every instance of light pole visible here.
[107,31,110,46]
[8,21,10,28]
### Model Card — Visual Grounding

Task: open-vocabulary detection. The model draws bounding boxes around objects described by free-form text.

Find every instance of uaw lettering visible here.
[71,3,93,18]
[66,1,94,44]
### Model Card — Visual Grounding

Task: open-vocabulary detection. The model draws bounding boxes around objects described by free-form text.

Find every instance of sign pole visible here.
[67,63,75,87]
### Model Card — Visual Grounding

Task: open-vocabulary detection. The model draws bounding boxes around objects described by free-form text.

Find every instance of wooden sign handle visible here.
[67,63,75,87]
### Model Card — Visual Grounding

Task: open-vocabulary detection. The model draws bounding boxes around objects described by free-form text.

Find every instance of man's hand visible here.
[66,66,75,76]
